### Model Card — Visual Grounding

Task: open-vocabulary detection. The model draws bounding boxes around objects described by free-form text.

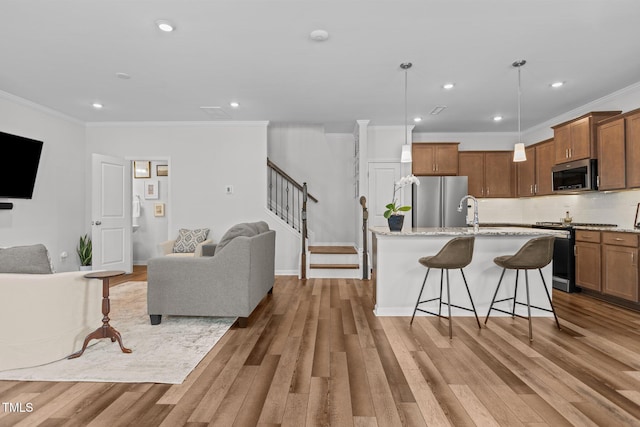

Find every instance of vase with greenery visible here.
[383,174,420,231]
[77,234,92,270]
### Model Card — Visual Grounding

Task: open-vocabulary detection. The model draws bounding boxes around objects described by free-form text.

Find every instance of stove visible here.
[531,222,617,292]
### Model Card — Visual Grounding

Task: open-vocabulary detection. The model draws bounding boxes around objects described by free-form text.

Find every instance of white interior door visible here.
[368,162,401,227]
[91,154,132,273]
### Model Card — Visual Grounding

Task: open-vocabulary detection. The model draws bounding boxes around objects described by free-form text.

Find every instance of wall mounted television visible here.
[0,131,44,199]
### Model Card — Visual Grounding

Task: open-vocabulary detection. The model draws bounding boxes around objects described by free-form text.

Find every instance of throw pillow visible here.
[215,222,268,255]
[172,228,210,253]
[0,244,54,274]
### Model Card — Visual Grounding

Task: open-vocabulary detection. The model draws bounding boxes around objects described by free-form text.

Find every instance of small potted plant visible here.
[384,174,420,231]
[77,234,92,271]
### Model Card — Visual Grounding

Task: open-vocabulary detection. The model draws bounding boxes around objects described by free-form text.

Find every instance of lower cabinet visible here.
[575,231,601,292]
[602,232,639,302]
[575,230,640,303]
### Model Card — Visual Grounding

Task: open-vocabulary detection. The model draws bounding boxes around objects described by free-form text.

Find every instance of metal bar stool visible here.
[484,235,561,342]
[410,236,481,339]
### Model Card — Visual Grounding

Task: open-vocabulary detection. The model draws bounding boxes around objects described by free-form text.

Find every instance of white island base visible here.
[371,227,568,318]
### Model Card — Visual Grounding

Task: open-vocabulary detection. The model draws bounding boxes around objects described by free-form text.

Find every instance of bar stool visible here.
[484,235,561,342]
[410,236,481,339]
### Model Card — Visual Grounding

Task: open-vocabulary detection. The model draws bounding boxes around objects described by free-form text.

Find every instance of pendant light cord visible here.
[517,65,522,143]
[404,67,408,146]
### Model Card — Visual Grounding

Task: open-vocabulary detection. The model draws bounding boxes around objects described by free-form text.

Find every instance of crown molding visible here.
[85,120,270,128]
[0,89,84,125]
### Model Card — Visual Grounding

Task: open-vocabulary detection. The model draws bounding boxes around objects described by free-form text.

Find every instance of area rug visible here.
[0,281,235,384]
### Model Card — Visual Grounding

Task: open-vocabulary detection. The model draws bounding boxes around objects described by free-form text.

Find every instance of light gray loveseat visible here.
[147,221,275,327]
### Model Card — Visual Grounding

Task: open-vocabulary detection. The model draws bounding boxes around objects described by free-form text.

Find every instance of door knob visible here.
[95,221,102,226]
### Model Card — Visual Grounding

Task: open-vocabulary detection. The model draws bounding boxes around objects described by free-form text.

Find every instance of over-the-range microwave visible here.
[552,159,598,192]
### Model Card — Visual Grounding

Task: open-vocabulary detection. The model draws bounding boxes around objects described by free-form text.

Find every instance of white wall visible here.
[85,121,300,274]
[132,159,169,264]
[0,92,88,272]
[267,125,356,245]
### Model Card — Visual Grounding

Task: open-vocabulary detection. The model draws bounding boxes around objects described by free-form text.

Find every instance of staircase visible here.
[308,245,360,279]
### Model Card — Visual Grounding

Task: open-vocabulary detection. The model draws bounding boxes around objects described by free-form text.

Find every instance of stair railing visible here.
[360,196,369,280]
[267,158,318,233]
[301,183,308,279]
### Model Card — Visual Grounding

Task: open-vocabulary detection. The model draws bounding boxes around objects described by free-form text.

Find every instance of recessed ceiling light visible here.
[92,102,103,109]
[493,115,503,122]
[230,102,240,108]
[309,29,329,41]
[413,117,422,123]
[550,81,564,88]
[155,20,175,32]
[115,72,131,80]
[443,83,455,90]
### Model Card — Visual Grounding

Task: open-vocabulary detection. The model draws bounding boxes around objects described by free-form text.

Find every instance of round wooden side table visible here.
[68,270,132,359]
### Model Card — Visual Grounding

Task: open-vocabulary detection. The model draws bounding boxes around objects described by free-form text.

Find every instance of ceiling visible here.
[2,0,640,133]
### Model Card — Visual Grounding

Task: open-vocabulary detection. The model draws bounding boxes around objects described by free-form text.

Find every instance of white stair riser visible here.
[309,253,359,264]
[308,268,361,279]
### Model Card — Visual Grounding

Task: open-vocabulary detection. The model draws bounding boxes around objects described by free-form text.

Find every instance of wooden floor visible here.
[2,273,640,426]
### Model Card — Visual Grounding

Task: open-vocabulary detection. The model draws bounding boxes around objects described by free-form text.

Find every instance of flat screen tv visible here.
[0,131,43,199]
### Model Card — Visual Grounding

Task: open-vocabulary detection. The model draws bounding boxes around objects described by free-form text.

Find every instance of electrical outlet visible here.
[225,185,234,195]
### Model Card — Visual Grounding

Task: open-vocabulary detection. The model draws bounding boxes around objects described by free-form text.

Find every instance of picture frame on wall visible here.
[144,180,159,199]
[154,203,165,217]
[156,164,168,177]
[134,161,151,178]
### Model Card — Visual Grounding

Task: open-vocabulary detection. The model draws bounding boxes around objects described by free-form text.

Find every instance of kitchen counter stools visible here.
[410,236,481,339]
[485,236,561,341]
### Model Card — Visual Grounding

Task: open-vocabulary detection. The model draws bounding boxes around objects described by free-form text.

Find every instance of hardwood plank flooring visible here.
[3,272,640,426]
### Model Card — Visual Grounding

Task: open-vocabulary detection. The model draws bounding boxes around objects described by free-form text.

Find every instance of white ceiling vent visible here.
[200,106,231,119]
[430,105,447,115]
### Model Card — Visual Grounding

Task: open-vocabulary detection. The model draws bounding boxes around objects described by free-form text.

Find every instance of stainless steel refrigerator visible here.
[412,176,468,227]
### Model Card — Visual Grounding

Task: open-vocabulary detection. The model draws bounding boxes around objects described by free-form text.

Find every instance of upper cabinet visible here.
[596,108,640,191]
[412,143,459,175]
[597,116,626,190]
[459,151,515,198]
[626,110,640,188]
[552,111,621,164]
[517,139,555,197]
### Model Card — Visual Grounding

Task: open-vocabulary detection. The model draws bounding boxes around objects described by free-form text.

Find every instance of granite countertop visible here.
[370,226,569,237]
[574,226,640,234]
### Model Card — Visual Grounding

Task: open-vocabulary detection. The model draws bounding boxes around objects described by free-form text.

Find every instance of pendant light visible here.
[400,62,413,163]
[512,59,527,162]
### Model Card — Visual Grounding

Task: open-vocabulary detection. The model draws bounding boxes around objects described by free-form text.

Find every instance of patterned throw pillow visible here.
[172,228,210,253]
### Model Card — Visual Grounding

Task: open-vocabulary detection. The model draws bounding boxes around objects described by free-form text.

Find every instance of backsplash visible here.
[478,189,640,229]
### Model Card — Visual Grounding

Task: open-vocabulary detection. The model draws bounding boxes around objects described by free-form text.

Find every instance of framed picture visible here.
[154,203,165,217]
[144,180,159,199]
[156,164,168,177]
[635,203,640,229]
[134,161,151,178]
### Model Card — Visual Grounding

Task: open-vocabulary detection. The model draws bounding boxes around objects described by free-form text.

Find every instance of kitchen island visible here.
[371,226,568,317]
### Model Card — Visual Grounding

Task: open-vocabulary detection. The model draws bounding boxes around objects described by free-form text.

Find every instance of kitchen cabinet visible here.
[602,232,639,302]
[552,111,621,164]
[575,230,602,292]
[626,109,640,188]
[597,117,626,190]
[459,151,515,198]
[517,139,554,196]
[412,143,459,175]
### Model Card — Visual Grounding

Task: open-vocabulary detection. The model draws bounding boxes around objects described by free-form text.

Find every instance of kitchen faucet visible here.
[457,195,479,232]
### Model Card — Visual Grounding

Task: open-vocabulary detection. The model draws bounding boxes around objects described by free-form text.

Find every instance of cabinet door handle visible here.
[633,252,636,267]
[530,184,533,194]
[614,237,624,241]
[574,246,577,256]
[486,187,490,196]
[534,183,538,193]
[565,148,569,158]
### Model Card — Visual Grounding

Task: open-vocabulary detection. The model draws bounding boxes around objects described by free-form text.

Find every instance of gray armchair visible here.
[147,222,275,327]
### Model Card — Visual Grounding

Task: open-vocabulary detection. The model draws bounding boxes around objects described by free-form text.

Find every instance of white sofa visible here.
[0,271,102,371]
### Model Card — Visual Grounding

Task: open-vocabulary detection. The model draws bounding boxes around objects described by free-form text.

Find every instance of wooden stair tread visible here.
[309,246,357,255]
[310,263,359,269]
